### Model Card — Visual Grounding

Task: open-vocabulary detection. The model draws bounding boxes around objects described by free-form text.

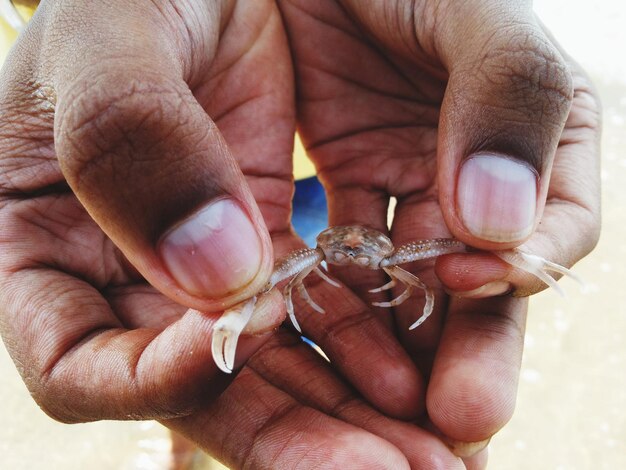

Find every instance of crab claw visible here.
[211,296,257,374]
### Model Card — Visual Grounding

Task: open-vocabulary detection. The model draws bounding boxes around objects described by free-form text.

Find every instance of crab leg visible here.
[372,265,435,330]
[381,238,467,266]
[384,238,582,296]
[268,248,325,286]
[284,262,322,333]
[295,267,342,315]
[297,282,325,314]
[314,267,341,287]
[494,249,585,296]
[369,278,397,293]
[211,296,257,374]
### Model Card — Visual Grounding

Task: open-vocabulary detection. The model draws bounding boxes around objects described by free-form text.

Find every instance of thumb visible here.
[436,2,573,249]
[53,39,272,312]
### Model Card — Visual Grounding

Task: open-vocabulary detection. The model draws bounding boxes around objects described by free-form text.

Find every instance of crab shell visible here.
[316,225,394,269]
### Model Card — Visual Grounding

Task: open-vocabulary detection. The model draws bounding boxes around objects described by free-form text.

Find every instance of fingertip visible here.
[242,288,287,335]
[371,360,425,419]
[434,252,511,294]
[427,360,516,443]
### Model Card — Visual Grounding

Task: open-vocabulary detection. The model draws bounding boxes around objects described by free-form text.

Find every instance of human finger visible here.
[0,0,291,421]
[26,1,274,312]
[436,52,600,296]
[426,296,527,455]
[250,330,466,468]
[166,364,412,469]
[432,1,575,251]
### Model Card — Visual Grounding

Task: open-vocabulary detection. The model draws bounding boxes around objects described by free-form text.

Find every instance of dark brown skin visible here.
[0,0,600,468]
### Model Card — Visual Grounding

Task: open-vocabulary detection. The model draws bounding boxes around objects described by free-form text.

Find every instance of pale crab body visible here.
[212,225,581,373]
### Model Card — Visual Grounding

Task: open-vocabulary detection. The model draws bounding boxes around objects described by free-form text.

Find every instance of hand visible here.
[0,0,291,416]
[0,1,474,467]
[277,0,601,461]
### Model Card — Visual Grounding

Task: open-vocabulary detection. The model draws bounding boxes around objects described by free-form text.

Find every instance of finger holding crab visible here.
[213,235,427,420]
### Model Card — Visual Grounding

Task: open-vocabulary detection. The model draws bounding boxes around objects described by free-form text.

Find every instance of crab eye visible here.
[355,255,370,266]
[334,252,348,263]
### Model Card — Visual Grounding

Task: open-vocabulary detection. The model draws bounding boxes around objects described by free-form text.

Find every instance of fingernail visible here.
[160,199,262,298]
[450,281,512,299]
[445,437,491,458]
[457,154,537,242]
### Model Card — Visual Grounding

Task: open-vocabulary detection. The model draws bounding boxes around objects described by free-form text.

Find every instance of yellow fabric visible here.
[0,16,18,63]
[0,3,317,180]
[13,3,35,17]
[293,134,316,179]
[0,3,35,63]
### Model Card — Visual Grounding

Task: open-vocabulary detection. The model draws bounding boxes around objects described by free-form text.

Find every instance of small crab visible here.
[212,225,582,373]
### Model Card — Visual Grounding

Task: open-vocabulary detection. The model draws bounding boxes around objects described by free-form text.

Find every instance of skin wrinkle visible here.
[40,325,125,387]
[237,384,302,468]
[249,406,310,469]
[308,130,429,178]
[57,80,187,161]
[340,0,444,73]
[286,0,363,45]
[6,200,133,287]
[52,335,143,422]
[315,311,381,355]
[472,38,573,111]
[389,1,416,55]
[286,2,443,104]
[34,315,120,396]
[303,40,444,108]
[307,123,429,152]
[210,92,269,124]
[193,1,275,98]
[442,314,524,365]
[247,333,458,467]
[301,62,429,106]
[152,1,205,83]
[0,138,58,196]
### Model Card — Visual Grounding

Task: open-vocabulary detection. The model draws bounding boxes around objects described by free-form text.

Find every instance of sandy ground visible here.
[1,1,625,468]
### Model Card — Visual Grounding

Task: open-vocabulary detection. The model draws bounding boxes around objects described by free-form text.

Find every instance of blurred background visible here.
[0,1,624,468]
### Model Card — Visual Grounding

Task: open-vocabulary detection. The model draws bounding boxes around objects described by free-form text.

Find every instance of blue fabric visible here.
[292,176,328,247]
[291,176,328,346]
